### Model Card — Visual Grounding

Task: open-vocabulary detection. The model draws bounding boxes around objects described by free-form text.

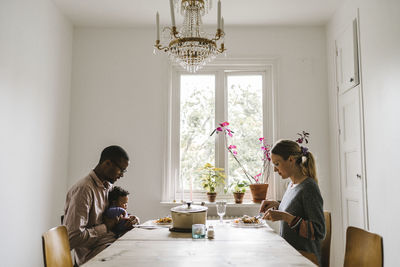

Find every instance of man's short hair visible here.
[108,186,130,204]
[99,145,129,164]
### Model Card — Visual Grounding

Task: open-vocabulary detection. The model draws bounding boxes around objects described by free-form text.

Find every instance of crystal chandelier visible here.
[154,0,226,73]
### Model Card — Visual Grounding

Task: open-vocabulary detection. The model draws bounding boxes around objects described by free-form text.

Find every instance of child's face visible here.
[116,196,129,209]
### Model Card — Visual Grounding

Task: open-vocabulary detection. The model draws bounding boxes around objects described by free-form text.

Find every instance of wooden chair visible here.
[344,226,383,267]
[299,211,332,266]
[321,211,332,267]
[42,225,73,267]
[299,250,318,266]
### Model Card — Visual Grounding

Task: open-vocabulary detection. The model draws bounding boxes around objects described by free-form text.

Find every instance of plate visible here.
[153,217,172,225]
[153,220,172,226]
[231,219,265,228]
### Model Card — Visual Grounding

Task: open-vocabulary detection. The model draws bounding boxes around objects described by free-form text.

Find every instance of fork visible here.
[255,212,264,220]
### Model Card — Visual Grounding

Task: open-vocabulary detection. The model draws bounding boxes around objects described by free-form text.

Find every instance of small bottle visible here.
[207,226,215,239]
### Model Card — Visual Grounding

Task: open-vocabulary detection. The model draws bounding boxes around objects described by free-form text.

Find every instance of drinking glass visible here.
[216,201,227,224]
[192,224,206,239]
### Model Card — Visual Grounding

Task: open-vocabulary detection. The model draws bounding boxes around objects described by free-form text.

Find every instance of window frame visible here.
[162,59,279,203]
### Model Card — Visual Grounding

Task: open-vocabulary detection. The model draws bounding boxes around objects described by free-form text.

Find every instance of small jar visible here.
[207,225,214,239]
[192,224,206,239]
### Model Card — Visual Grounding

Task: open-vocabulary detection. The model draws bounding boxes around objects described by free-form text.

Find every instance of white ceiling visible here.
[53,0,344,27]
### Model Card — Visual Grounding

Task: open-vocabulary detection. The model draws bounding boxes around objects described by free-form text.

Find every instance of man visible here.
[63,145,139,265]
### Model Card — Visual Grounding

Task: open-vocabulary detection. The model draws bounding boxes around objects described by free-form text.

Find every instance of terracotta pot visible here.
[249,184,269,203]
[233,192,245,204]
[207,192,217,202]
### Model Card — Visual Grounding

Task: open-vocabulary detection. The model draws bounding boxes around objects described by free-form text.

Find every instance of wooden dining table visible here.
[82,220,316,266]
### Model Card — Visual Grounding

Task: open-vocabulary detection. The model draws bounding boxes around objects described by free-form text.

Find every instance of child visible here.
[105,186,136,234]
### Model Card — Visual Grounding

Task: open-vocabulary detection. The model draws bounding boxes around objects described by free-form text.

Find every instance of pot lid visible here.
[171,202,208,213]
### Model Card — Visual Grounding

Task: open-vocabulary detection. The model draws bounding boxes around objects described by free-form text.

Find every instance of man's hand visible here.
[129,215,140,225]
[115,217,133,231]
[259,200,280,213]
[103,214,122,231]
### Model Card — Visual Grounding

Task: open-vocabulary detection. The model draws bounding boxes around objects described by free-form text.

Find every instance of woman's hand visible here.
[263,209,295,223]
[259,200,280,213]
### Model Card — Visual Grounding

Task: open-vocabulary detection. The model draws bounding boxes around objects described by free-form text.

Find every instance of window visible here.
[180,75,215,192]
[227,74,264,182]
[163,60,276,203]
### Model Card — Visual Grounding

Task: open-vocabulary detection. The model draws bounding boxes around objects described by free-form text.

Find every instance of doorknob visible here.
[356,174,361,179]
[350,77,354,82]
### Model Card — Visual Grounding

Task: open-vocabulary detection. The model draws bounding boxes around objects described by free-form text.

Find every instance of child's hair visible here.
[271,139,318,183]
[108,186,130,205]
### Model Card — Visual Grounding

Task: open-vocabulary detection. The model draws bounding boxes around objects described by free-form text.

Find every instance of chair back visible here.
[344,226,383,267]
[298,211,332,266]
[321,211,332,267]
[42,225,73,267]
[298,250,318,265]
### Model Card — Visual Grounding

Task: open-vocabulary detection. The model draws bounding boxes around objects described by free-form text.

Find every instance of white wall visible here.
[327,0,400,266]
[68,26,331,222]
[0,0,72,266]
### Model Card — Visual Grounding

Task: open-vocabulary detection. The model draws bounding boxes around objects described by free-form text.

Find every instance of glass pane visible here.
[227,75,263,184]
[180,75,215,192]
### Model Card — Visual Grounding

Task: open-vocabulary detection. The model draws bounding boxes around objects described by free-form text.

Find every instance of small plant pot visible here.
[207,192,217,202]
[249,184,269,203]
[233,192,245,204]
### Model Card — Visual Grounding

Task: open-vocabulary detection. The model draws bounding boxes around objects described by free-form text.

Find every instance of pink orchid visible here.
[211,122,273,184]
[296,131,310,144]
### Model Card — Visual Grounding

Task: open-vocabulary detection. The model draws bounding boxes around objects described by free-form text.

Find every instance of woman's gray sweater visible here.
[279,177,326,265]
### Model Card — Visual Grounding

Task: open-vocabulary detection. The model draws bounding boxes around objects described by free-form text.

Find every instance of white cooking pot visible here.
[170,202,208,230]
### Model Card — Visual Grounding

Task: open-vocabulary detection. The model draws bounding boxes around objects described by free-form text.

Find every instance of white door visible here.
[338,85,366,231]
[335,19,359,94]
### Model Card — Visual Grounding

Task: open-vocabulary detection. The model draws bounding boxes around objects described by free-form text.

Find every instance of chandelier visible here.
[154,0,226,73]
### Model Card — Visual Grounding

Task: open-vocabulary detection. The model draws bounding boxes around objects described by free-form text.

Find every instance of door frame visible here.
[334,10,369,237]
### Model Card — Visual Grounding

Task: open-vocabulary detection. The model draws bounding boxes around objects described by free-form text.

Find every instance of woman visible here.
[260,140,325,266]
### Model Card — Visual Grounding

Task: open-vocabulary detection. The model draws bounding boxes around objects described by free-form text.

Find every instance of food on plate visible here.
[234,215,260,224]
[155,216,172,224]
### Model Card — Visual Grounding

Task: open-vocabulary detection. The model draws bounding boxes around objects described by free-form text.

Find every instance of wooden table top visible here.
[82,220,315,267]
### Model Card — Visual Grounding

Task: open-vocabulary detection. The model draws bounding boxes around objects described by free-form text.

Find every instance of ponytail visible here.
[298,151,318,183]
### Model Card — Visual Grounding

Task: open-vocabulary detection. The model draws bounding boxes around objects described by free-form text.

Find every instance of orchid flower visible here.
[211,122,272,184]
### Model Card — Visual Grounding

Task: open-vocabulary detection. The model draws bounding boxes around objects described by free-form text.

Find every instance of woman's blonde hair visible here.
[271,139,318,183]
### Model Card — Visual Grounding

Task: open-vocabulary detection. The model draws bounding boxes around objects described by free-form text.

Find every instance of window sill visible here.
[160,201,261,208]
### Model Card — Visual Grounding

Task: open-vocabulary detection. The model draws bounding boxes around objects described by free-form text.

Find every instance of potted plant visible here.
[211,122,272,203]
[199,163,226,202]
[228,179,249,204]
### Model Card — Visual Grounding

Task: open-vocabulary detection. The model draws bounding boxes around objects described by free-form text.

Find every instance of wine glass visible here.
[216,201,227,224]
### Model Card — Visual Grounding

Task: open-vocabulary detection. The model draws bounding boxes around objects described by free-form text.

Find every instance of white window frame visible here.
[162,58,279,203]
